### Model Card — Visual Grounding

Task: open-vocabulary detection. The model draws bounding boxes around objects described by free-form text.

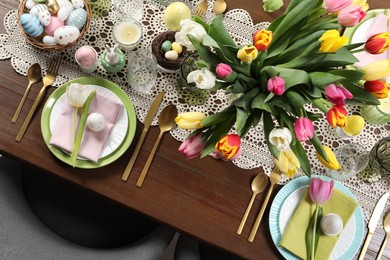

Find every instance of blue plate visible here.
[269,175,364,260]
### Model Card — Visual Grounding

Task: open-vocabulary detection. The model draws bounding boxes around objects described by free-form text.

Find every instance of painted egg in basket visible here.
[20,13,44,37]
[66,8,87,30]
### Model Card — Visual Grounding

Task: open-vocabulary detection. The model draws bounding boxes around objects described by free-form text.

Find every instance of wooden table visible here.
[0,0,389,259]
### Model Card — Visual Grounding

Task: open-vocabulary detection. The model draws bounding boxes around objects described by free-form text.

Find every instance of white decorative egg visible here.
[26,0,36,10]
[86,113,106,132]
[42,35,57,45]
[29,4,48,17]
[38,10,51,26]
[165,50,178,61]
[72,0,84,9]
[320,213,343,236]
[20,13,44,37]
[57,6,72,21]
[66,8,87,30]
[54,25,80,45]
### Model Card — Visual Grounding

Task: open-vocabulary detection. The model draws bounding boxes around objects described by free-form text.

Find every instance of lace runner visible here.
[1,0,390,225]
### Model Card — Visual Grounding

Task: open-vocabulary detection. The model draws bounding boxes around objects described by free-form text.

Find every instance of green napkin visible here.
[279,188,358,259]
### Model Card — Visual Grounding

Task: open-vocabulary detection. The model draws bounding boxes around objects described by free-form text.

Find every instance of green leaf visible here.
[262,66,311,89]
[251,93,272,112]
[235,107,249,136]
[201,107,235,127]
[328,69,364,85]
[263,112,279,158]
[188,34,221,66]
[311,133,328,162]
[194,16,209,31]
[208,15,236,47]
[208,81,228,91]
[291,141,311,177]
[70,90,96,167]
[344,84,380,105]
[286,90,308,108]
[309,72,345,90]
[316,47,359,68]
[233,88,261,111]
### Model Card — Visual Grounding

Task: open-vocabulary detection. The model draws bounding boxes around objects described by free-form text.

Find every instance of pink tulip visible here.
[324,84,353,106]
[309,178,334,205]
[323,0,353,13]
[211,134,242,161]
[267,76,285,95]
[215,63,233,78]
[294,117,314,142]
[337,5,366,27]
[178,133,206,159]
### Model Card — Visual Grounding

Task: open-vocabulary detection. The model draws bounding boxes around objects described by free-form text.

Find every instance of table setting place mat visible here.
[49,89,123,163]
[280,188,358,259]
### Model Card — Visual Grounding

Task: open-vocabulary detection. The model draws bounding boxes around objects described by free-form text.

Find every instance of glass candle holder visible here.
[127,51,157,93]
[112,17,142,51]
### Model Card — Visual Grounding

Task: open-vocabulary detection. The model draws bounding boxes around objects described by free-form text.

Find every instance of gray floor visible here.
[0,155,191,260]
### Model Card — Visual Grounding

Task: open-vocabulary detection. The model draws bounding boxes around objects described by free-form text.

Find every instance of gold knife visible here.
[121,91,165,182]
[358,192,389,260]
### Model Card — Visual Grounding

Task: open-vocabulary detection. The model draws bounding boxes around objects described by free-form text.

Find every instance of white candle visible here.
[113,18,142,51]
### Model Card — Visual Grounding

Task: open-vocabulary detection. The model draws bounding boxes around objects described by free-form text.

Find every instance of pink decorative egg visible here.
[75,45,97,67]
[45,16,64,36]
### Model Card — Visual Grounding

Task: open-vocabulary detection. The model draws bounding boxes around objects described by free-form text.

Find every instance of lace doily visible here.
[1,0,390,225]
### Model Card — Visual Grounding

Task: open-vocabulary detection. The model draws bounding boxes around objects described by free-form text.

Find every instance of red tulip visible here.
[364,80,390,99]
[211,134,242,161]
[294,117,314,142]
[309,178,334,205]
[365,32,390,54]
[326,105,348,127]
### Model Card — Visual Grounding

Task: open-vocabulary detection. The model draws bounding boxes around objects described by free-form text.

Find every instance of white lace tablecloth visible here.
[1,0,390,225]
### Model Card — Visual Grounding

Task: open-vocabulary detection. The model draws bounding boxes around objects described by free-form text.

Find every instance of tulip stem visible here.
[311,205,319,260]
[72,107,78,149]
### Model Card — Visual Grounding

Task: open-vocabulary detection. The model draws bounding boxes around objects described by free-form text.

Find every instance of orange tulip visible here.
[365,32,390,54]
[253,29,273,51]
[326,105,348,127]
[364,80,390,99]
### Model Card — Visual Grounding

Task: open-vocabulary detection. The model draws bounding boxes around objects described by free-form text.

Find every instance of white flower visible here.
[187,69,216,90]
[269,127,292,152]
[66,83,93,108]
[175,19,207,51]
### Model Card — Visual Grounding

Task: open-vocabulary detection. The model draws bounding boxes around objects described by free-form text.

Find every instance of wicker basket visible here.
[17,0,91,51]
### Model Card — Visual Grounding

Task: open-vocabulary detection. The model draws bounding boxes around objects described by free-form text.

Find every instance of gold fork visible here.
[248,167,281,242]
[194,0,208,18]
[15,57,61,142]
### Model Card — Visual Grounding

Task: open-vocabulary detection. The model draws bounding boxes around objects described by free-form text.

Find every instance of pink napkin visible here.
[50,90,124,162]
[355,13,389,68]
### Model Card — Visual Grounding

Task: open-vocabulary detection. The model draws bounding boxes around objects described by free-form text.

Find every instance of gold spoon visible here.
[237,174,269,235]
[12,63,42,123]
[377,212,390,259]
[136,104,178,187]
[248,168,281,242]
[213,0,227,15]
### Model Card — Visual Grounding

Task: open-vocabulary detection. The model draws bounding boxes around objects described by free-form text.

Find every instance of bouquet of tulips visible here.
[174,0,390,177]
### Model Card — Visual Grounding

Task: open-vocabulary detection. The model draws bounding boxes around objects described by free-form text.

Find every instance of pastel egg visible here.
[75,46,97,67]
[165,50,178,60]
[86,113,106,132]
[66,8,87,30]
[45,16,64,36]
[38,10,51,26]
[29,4,48,17]
[161,40,172,53]
[171,42,182,54]
[71,0,84,9]
[54,25,80,45]
[26,0,36,10]
[320,213,343,236]
[20,13,44,37]
[47,0,60,14]
[42,35,57,45]
[57,6,72,21]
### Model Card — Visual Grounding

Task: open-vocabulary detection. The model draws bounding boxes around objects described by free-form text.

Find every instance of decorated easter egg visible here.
[71,0,84,9]
[20,13,44,37]
[38,10,51,27]
[47,0,60,14]
[344,115,365,136]
[26,0,36,10]
[42,35,57,45]
[57,6,72,21]
[75,45,97,67]
[163,2,191,30]
[30,4,48,17]
[86,113,106,132]
[320,213,343,236]
[171,42,182,54]
[45,16,64,36]
[165,50,178,60]
[66,8,87,30]
[54,25,80,45]
[161,40,172,53]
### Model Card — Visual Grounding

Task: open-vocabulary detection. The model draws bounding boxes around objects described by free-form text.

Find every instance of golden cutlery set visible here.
[194,0,227,17]
[237,168,281,242]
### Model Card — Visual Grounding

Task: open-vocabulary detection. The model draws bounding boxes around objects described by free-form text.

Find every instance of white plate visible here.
[49,85,129,160]
[269,175,364,260]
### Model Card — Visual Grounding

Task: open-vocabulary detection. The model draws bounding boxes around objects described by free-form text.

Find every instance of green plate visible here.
[344,9,386,43]
[41,77,136,169]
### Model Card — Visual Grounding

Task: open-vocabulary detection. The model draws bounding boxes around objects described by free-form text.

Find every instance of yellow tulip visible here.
[316,145,341,170]
[274,150,300,178]
[175,112,206,129]
[362,60,390,81]
[237,45,258,64]
[319,30,348,53]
